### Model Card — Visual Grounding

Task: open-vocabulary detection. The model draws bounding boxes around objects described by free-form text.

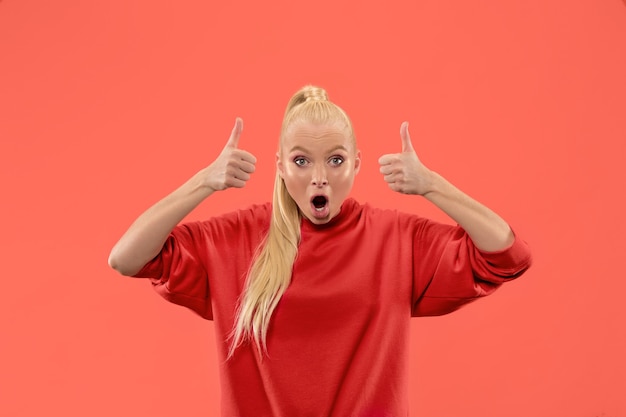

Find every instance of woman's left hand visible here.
[378,122,435,196]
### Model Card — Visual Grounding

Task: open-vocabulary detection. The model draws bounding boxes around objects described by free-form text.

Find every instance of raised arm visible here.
[108,118,256,276]
[378,122,514,252]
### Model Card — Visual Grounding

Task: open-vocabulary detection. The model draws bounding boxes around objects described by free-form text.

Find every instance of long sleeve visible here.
[130,203,272,321]
[133,222,213,320]
[411,219,532,317]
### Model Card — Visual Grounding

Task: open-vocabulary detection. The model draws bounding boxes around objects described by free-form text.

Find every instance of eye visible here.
[329,156,344,166]
[293,157,308,167]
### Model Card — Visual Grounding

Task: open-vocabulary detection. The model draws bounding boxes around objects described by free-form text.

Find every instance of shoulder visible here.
[350,198,453,236]
[351,199,423,223]
[210,202,271,227]
[344,198,411,232]
[180,202,272,237]
[224,202,272,222]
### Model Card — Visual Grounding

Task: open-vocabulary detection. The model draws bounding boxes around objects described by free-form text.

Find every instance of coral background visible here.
[1,0,624,416]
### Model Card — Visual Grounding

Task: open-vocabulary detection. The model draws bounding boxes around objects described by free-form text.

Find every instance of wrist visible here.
[186,168,217,197]
[422,170,446,198]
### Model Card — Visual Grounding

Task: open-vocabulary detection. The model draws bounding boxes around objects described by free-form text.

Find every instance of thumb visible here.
[225,117,243,148]
[400,121,413,153]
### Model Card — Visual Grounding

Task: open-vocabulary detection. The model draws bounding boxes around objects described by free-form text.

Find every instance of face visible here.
[277,122,361,225]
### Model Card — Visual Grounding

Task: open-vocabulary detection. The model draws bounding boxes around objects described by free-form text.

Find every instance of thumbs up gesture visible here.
[378,122,434,195]
[205,118,257,192]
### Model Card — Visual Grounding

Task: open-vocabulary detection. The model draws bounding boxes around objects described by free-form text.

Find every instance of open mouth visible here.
[312,195,327,210]
[310,195,330,222]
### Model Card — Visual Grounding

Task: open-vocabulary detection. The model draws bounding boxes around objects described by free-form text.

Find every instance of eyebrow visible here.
[289,145,349,154]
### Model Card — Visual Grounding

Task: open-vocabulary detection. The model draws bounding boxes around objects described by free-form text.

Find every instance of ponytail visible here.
[228,85,354,358]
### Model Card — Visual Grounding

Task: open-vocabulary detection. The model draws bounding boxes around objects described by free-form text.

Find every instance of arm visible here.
[108,118,256,276]
[421,172,513,251]
[378,122,514,252]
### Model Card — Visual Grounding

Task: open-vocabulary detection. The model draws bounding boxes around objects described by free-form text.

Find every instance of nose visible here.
[311,164,328,187]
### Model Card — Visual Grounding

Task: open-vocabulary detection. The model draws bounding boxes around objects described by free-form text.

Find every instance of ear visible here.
[353,150,361,175]
[276,152,285,178]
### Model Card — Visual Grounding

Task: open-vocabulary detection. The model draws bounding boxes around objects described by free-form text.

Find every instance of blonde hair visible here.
[228,85,355,358]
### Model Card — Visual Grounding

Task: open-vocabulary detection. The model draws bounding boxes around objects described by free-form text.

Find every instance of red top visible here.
[134,198,532,417]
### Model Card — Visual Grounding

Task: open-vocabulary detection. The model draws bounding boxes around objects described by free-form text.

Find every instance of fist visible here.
[378,121,434,195]
[205,118,257,191]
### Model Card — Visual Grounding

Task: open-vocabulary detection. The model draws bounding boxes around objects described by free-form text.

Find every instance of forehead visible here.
[282,122,353,152]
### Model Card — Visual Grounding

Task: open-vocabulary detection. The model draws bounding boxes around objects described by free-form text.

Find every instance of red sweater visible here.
[134,198,532,417]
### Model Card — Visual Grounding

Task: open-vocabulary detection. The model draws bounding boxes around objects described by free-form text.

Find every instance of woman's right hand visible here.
[204,117,257,192]
[108,118,257,276]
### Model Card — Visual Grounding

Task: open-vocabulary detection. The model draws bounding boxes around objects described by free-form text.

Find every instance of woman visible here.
[109,85,532,416]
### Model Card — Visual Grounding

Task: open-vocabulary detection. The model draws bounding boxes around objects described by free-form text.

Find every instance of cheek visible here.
[330,168,353,183]
[282,168,309,194]
[284,167,308,182]
[335,169,357,194]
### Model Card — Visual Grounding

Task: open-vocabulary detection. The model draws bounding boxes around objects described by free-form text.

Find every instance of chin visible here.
[301,212,329,224]
[300,206,335,225]
[309,216,332,225]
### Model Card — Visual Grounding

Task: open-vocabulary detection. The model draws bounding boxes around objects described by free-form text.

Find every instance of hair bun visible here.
[302,86,328,102]
[284,85,330,115]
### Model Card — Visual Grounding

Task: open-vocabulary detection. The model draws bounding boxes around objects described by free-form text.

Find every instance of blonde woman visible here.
[109,85,532,416]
